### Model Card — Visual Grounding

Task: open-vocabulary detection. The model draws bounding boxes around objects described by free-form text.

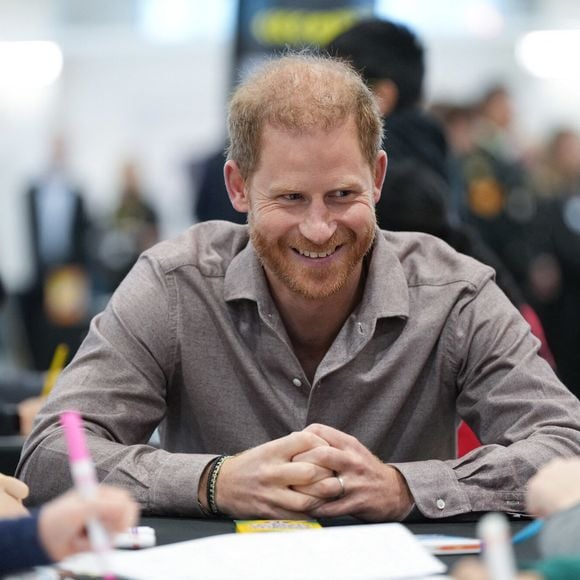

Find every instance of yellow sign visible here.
[251,9,360,47]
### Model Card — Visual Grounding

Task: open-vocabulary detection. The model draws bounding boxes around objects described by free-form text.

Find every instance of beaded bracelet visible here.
[206,455,230,516]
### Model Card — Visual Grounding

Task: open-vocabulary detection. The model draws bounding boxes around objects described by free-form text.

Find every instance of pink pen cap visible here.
[60,410,90,462]
[60,410,115,579]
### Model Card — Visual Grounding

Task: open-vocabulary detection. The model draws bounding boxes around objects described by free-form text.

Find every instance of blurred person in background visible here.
[94,159,159,295]
[327,18,451,189]
[430,103,479,220]
[17,135,93,371]
[435,106,580,399]
[192,147,246,224]
[453,458,580,580]
[526,127,580,399]
[460,85,538,292]
[532,128,580,200]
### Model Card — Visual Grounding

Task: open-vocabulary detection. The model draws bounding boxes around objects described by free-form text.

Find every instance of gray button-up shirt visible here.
[17,222,580,518]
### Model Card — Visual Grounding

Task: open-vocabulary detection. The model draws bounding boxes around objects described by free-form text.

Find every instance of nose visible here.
[298,199,337,246]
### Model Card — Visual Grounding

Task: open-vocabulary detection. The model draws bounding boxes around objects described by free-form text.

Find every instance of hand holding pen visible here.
[60,411,125,579]
[38,485,138,563]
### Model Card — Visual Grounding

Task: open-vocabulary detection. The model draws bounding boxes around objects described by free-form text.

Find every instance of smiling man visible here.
[18,54,580,522]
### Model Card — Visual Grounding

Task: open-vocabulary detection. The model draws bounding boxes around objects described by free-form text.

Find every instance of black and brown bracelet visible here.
[206,455,231,516]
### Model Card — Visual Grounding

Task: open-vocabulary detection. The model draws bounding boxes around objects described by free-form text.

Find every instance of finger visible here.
[276,461,333,486]
[293,445,349,473]
[98,502,138,532]
[293,475,343,500]
[95,489,140,531]
[0,475,29,501]
[303,424,359,451]
[308,495,353,519]
[275,487,327,515]
[241,487,315,520]
[269,431,330,459]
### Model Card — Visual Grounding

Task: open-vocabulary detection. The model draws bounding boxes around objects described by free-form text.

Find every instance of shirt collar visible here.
[360,228,409,322]
[223,238,268,302]
[223,227,409,322]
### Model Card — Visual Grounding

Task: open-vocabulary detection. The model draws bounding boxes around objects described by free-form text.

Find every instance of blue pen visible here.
[512,519,544,544]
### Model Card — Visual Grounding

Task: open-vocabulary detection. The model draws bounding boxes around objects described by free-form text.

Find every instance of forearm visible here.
[0,511,52,575]
[19,428,217,516]
[392,439,580,519]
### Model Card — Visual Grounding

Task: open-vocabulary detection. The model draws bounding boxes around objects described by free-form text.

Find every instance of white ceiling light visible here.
[0,41,63,89]
[516,30,580,79]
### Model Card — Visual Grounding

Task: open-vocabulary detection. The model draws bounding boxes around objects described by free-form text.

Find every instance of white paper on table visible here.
[58,522,447,579]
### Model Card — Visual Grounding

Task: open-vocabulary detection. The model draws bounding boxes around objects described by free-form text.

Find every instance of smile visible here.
[295,246,339,259]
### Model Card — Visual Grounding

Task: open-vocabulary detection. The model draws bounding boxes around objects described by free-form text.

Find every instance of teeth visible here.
[298,248,336,258]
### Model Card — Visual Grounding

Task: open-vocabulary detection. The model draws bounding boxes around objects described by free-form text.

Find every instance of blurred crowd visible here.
[432,88,580,401]
[0,138,160,438]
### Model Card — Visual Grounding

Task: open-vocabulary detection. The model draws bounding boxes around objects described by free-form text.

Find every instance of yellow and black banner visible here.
[234,0,374,79]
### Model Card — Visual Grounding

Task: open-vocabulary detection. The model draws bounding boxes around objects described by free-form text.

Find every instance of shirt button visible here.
[436,498,446,510]
[292,378,302,387]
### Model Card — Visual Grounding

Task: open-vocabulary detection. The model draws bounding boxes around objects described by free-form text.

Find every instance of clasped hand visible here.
[215,424,413,521]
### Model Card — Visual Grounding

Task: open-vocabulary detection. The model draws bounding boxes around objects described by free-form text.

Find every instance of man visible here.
[17,54,580,521]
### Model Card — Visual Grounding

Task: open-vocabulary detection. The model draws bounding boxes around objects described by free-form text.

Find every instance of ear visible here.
[373,150,387,204]
[224,160,250,213]
[373,80,399,117]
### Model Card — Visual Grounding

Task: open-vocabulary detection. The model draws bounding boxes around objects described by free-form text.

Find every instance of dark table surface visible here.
[0,435,541,572]
[140,515,540,571]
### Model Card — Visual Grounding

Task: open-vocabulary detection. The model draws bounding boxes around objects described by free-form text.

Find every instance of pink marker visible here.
[60,411,115,580]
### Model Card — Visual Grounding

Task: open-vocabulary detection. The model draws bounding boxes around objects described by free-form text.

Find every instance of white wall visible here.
[0,3,232,290]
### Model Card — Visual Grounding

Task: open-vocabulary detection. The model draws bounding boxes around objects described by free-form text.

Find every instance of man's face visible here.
[234,118,386,301]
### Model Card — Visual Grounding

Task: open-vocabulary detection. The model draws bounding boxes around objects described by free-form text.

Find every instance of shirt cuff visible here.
[390,460,471,518]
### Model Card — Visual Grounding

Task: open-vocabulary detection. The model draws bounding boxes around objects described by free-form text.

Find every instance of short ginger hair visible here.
[226,52,383,180]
